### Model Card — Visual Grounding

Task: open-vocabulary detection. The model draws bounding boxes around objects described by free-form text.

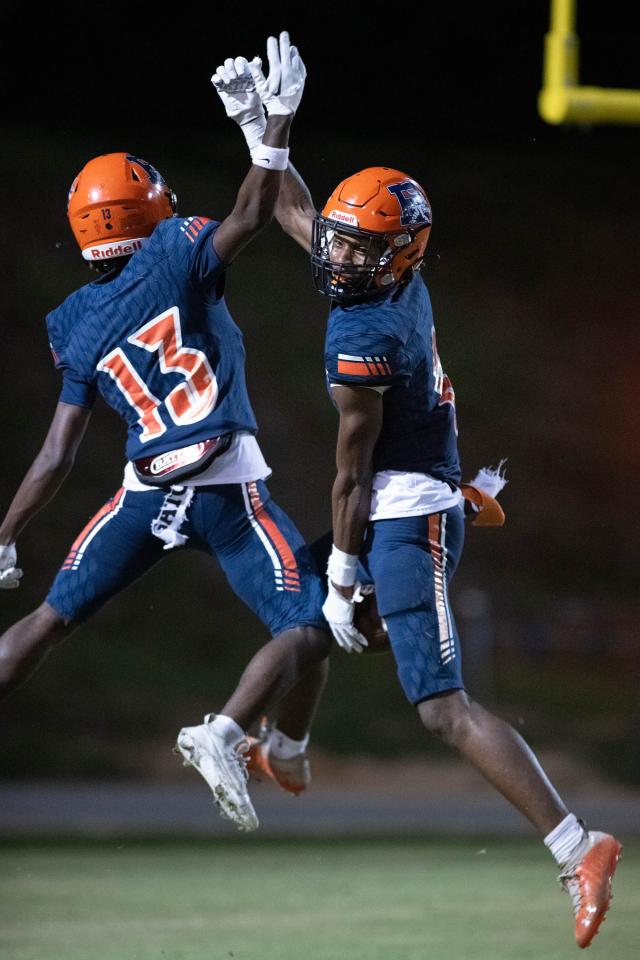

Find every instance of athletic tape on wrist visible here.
[327,544,359,587]
[251,145,290,171]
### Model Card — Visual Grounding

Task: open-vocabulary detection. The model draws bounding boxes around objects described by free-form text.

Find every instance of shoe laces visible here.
[558,867,582,915]
[233,737,251,783]
[558,839,590,916]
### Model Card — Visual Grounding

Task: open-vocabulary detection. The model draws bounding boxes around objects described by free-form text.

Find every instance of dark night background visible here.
[0,3,638,780]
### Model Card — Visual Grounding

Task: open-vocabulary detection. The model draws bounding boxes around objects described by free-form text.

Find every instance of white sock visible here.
[544,813,587,866]
[207,714,245,747]
[269,726,309,760]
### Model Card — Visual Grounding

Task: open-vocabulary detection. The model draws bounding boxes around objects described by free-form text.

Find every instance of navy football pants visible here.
[46,480,325,637]
[311,506,465,704]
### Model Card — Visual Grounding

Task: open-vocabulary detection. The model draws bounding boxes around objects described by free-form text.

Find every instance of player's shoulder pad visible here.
[158,214,218,249]
[326,320,408,387]
[325,278,431,386]
[157,216,224,288]
[372,274,432,345]
[335,274,429,346]
[45,277,96,349]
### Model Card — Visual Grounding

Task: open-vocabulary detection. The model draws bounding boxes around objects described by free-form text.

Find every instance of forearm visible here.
[213,114,293,263]
[0,453,74,545]
[230,115,292,229]
[331,470,373,556]
[275,161,315,244]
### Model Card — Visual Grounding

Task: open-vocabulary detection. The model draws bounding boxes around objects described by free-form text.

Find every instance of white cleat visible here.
[175,713,259,832]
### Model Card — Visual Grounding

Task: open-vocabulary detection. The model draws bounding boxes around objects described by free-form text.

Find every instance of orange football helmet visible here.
[67,153,176,262]
[311,167,432,301]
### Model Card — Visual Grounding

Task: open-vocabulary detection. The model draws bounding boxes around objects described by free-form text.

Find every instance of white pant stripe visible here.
[72,492,128,569]
[431,512,455,665]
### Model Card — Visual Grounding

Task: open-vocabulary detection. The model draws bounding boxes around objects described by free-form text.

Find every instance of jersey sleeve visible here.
[46,317,97,408]
[325,329,410,388]
[58,370,97,407]
[161,216,225,293]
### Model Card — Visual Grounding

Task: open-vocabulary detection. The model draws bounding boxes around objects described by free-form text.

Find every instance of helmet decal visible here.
[327,209,359,227]
[67,176,79,208]
[386,181,432,227]
[125,154,165,185]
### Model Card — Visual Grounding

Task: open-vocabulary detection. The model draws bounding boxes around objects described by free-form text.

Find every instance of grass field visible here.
[1,836,636,960]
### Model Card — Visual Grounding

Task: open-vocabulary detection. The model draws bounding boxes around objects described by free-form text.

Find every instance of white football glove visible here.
[211,56,266,153]
[322,581,368,654]
[248,31,306,117]
[0,543,22,590]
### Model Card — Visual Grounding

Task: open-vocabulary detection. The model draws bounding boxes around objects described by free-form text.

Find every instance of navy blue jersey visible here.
[325,275,461,485]
[46,216,258,461]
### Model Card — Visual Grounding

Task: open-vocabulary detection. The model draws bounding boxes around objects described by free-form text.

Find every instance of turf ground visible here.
[1,836,636,960]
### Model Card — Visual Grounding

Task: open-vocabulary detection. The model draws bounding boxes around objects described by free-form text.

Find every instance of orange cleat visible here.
[559,832,622,949]
[245,720,310,797]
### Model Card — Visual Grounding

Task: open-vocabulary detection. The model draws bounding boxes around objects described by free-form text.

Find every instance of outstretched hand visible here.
[212,57,263,123]
[249,30,306,117]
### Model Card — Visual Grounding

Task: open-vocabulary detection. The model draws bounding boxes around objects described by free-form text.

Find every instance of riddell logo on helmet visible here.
[328,209,359,227]
[89,239,144,260]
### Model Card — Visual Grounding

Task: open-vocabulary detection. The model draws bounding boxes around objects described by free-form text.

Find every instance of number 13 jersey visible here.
[46,216,259,462]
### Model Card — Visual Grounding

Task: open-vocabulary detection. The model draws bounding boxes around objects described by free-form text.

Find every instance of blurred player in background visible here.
[213,33,622,946]
[0,34,331,832]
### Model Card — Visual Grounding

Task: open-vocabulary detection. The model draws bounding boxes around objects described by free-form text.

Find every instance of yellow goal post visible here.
[539,0,640,125]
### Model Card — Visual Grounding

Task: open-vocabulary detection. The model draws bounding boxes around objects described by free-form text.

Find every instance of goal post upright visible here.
[539,0,640,126]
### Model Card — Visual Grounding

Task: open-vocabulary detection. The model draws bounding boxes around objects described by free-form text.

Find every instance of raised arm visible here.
[276,162,316,253]
[212,112,294,264]
[0,402,91,587]
[212,32,315,254]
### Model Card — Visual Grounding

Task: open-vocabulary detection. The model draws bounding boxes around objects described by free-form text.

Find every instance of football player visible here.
[0,35,332,832]
[213,33,622,945]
